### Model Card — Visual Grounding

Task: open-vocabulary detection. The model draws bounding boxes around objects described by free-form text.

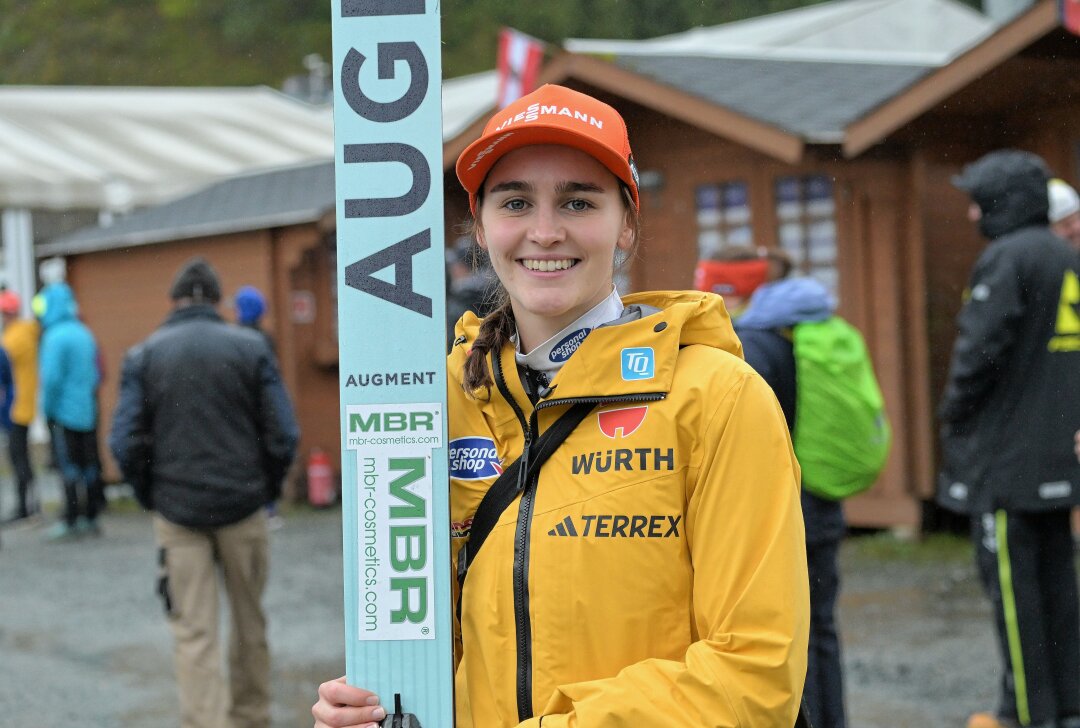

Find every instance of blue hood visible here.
[37,281,98,431]
[234,285,266,325]
[38,283,79,329]
[735,277,835,330]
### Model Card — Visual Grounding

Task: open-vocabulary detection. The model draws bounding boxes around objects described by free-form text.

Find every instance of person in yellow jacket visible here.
[0,290,40,522]
[313,84,809,728]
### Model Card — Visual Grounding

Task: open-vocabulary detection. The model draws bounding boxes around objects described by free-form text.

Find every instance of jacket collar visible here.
[164,303,223,326]
[460,291,741,411]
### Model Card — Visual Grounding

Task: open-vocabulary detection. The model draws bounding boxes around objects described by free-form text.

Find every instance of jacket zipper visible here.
[491,352,667,720]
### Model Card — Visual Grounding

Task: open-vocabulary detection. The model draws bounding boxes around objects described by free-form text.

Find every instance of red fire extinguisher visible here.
[307,448,336,507]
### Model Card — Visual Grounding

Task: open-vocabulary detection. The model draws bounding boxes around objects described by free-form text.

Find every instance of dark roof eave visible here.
[444,51,806,165]
[37,207,333,258]
[841,0,1059,157]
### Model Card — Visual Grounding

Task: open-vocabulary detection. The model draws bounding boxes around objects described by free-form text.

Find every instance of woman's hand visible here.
[312,676,387,728]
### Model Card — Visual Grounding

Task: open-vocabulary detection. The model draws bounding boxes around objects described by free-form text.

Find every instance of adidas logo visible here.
[549,516,579,537]
[547,514,682,539]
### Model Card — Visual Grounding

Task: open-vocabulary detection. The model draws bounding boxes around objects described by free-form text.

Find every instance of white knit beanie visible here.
[1048,178,1080,223]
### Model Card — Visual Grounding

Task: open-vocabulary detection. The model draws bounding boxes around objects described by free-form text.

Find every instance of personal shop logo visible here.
[621,347,654,381]
[598,406,648,438]
[549,328,591,363]
[448,437,503,480]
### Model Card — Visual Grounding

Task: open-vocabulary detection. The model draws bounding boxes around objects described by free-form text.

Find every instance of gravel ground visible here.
[0,474,1017,728]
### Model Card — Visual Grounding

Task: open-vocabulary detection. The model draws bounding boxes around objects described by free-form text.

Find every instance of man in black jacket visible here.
[939,150,1080,728]
[109,257,299,728]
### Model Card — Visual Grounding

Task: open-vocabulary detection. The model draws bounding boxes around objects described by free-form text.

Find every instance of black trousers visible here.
[48,421,102,527]
[973,509,1080,727]
[803,496,847,728]
[8,424,36,517]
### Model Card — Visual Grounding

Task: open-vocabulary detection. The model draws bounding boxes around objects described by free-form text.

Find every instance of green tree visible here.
[0,0,986,86]
[0,0,330,85]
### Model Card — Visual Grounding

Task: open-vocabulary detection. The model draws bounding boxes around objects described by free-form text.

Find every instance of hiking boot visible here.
[45,521,79,542]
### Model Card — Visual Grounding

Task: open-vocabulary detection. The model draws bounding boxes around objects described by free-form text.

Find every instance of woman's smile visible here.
[519,257,578,272]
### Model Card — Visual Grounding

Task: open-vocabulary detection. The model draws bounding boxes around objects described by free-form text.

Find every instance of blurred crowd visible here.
[0,255,301,727]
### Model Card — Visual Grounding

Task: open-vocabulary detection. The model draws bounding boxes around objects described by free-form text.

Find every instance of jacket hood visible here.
[450,290,742,399]
[735,277,835,330]
[37,283,79,329]
[954,150,1050,239]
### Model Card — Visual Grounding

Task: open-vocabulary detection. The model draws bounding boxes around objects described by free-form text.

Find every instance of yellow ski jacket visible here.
[448,291,809,728]
[1,317,39,427]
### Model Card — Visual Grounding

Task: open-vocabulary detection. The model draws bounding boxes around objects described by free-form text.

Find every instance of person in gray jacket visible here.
[939,150,1080,728]
[109,257,299,728]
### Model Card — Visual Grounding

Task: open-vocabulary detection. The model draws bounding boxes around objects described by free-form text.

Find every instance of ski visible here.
[331,3,453,726]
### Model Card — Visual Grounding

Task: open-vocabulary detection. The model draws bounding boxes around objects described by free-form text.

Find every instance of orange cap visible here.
[456,84,640,215]
[0,290,20,315]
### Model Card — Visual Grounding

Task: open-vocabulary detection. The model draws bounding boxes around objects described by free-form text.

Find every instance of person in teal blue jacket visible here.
[35,282,101,540]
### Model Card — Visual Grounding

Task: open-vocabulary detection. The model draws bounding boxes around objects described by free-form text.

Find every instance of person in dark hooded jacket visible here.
[939,149,1080,728]
[736,275,849,728]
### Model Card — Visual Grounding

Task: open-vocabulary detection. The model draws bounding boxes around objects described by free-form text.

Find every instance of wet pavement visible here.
[0,475,1020,727]
[840,534,999,727]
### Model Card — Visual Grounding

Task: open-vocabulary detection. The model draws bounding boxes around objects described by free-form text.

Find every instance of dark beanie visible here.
[170,257,222,303]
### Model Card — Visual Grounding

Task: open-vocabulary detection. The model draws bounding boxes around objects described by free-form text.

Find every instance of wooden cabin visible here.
[41,1,1079,527]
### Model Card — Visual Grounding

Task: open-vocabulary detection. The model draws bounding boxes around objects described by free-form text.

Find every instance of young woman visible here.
[314,84,809,728]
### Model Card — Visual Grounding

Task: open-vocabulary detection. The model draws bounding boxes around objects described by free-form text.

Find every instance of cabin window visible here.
[694,180,752,259]
[775,174,838,298]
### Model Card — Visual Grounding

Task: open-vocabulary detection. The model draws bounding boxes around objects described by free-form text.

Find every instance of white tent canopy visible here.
[443,71,497,140]
[0,86,334,210]
[0,75,498,212]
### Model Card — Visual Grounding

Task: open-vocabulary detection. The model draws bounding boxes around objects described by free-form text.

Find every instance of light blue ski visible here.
[331,2,453,725]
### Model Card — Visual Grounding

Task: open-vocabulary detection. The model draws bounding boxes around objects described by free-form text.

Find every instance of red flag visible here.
[496,28,545,108]
[1063,0,1080,36]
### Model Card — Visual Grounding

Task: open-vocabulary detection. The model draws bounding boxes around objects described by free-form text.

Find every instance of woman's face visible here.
[477,144,634,353]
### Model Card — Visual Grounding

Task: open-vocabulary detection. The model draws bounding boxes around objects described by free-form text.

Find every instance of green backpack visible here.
[791,317,891,500]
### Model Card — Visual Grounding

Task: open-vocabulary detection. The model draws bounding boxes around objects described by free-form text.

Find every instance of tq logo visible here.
[621,347,655,380]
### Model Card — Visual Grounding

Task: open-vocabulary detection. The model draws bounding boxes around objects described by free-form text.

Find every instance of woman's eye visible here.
[566,199,591,212]
[503,198,527,211]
